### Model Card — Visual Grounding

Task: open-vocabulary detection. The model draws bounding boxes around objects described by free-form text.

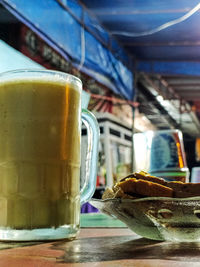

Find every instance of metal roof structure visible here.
[80,0,200,138]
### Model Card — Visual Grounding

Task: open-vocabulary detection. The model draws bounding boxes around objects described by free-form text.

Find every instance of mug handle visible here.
[80,109,99,205]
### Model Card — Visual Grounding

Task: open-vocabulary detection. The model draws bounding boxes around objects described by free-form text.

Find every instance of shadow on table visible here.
[53,235,200,263]
[0,241,43,250]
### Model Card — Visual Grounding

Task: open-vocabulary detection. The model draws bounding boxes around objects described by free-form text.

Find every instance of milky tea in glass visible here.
[0,70,98,241]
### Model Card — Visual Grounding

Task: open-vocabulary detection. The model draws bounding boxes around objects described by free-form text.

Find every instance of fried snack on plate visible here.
[117,177,173,198]
[102,171,200,200]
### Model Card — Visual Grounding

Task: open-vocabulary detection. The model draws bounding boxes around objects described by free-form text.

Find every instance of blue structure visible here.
[80,0,200,76]
[0,0,133,100]
[2,1,200,100]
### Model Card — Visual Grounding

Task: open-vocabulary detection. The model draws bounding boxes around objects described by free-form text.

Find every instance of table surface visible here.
[0,213,200,267]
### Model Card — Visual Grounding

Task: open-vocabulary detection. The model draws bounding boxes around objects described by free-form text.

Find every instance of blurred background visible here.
[1,1,200,201]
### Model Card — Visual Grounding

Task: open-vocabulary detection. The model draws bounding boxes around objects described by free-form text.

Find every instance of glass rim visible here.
[0,69,82,86]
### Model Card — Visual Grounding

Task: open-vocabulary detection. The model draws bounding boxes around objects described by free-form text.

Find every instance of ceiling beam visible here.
[122,41,200,47]
[163,75,200,79]
[174,93,200,100]
[166,80,200,86]
[137,61,200,76]
[89,8,192,16]
[172,85,200,90]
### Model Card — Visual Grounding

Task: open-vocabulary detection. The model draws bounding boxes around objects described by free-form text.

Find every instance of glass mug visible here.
[0,69,99,241]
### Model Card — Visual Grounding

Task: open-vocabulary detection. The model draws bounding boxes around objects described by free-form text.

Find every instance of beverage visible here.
[0,70,99,241]
[0,76,81,230]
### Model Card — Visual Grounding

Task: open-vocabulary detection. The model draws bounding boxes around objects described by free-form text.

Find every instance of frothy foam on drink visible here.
[0,73,81,92]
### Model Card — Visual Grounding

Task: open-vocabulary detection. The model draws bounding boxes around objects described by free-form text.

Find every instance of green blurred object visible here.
[80,213,127,228]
